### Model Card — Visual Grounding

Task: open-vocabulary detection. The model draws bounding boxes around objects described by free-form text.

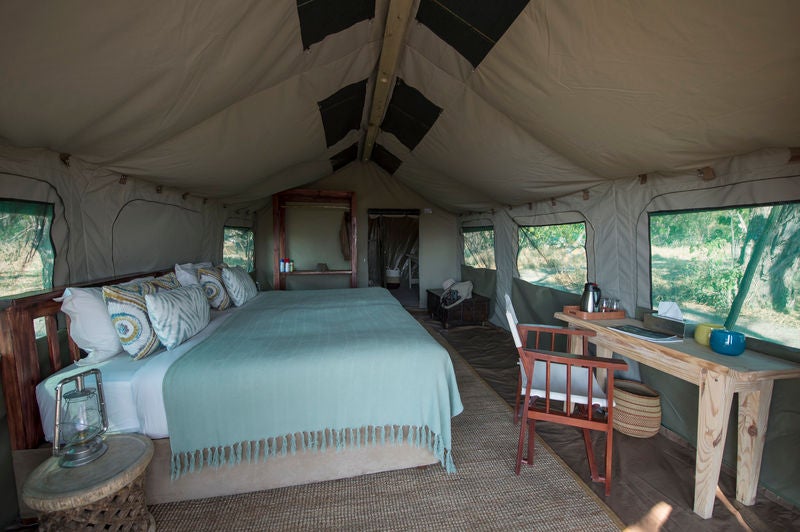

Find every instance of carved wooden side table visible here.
[23,433,155,531]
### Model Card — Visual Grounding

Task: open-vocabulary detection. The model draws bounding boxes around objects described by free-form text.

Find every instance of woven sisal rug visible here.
[149,329,624,531]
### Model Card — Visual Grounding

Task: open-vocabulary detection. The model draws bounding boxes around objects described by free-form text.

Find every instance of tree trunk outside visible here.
[725,205,785,329]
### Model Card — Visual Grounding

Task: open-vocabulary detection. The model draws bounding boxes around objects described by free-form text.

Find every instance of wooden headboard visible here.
[0,269,172,451]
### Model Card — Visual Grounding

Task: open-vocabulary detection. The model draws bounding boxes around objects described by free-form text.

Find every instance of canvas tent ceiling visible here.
[0,1,798,212]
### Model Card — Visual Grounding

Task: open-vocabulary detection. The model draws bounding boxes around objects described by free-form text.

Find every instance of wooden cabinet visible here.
[272,189,357,290]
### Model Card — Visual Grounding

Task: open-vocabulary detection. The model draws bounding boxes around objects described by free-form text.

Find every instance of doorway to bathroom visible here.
[367,209,420,307]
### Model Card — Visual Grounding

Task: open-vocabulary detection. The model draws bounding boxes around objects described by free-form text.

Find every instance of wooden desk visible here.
[554,312,800,519]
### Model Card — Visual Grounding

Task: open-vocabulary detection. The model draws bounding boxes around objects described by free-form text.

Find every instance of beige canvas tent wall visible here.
[1,0,799,527]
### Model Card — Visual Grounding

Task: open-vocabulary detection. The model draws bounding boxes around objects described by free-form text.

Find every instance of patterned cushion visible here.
[149,272,181,290]
[221,266,258,306]
[103,281,162,360]
[174,262,213,286]
[197,267,232,310]
[145,285,210,350]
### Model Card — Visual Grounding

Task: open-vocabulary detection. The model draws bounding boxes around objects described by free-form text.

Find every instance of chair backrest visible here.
[521,349,609,407]
[505,294,613,407]
[506,307,524,348]
[504,293,519,327]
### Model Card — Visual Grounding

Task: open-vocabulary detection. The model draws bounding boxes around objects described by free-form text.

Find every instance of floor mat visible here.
[150,335,623,531]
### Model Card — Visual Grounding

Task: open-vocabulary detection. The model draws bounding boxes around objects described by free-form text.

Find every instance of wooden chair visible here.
[504,296,628,495]
[504,294,592,422]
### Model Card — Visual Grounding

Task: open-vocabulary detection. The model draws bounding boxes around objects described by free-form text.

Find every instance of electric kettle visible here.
[580,283,601,312]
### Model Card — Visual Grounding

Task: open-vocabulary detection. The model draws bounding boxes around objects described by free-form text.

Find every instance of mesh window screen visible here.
[0,199,54,297]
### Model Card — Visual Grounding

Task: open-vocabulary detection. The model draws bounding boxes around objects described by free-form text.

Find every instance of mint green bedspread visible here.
[164,287,463,477]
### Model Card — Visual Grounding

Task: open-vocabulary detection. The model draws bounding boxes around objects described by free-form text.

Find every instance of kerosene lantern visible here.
[53,369,109,467]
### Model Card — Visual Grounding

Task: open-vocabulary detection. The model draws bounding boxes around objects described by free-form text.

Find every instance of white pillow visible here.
[145,285,210,350]
[57,287,124,365]
[221,266,258,306]
[175,261,212,286]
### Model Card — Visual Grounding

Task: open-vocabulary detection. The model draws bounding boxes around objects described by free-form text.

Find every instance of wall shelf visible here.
[272,189,357,290]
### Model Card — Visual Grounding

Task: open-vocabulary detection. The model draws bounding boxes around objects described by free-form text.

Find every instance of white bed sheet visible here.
[36,294,262,441]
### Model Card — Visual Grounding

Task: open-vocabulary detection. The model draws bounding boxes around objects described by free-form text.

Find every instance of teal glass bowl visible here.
[709,329,746,356]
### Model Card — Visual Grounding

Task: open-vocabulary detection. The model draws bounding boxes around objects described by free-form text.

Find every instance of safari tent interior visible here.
[1,1,799,530]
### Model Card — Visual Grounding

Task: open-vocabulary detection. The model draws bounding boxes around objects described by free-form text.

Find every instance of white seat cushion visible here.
[519,361,608,407]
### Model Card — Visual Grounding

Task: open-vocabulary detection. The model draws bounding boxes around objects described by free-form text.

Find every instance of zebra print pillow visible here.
[103,281,162,360]
[197,267,232,310]
[145,285,210,350]
[221,266,258,306]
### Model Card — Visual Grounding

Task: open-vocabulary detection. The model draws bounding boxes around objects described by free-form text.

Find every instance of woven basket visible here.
[613,380,661,438]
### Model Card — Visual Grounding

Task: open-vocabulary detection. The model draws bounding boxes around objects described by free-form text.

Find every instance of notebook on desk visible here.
[609,324,683,343]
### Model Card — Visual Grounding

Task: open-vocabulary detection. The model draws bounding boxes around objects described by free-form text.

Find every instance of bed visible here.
[2,269,463,512]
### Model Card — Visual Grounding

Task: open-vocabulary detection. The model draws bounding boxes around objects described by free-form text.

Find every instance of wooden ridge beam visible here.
[362,0,414,161]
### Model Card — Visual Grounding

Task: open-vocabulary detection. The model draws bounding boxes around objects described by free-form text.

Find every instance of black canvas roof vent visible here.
[297,0,375,50]
[318,79,368,147]
[380,79,441,151]
[330,143,358,172]
[416,0,529,68]
[372,144,402,175]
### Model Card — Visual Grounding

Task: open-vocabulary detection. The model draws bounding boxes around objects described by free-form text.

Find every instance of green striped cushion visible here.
[145,285,210,350]
[221,266,258,306]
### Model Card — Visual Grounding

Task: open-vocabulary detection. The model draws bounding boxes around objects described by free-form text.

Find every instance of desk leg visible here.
[694,369,735,519]
[592,343,613,390]
[736,380,773,506]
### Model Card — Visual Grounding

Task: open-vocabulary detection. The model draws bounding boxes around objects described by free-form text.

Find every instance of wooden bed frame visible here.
[2,269,437,516]
[1,269,173,452]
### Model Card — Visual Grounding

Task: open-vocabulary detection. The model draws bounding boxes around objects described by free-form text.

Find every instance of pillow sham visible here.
[149,271,181,290]
[221,266,258,306]
[103,281,162,360]
[145,285,210,350]
[57,287,124,365]
[175,261,213,286]
[197,267,232,310]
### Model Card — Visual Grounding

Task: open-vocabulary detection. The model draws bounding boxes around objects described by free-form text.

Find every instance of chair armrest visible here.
[517,324,596,337]
[521,348,629,371]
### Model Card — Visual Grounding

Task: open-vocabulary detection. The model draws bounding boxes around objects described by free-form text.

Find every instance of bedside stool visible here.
[23,433,155,531]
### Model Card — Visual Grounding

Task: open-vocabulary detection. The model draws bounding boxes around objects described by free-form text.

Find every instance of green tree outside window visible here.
[223,226,255,272]
[463,227,495,269]
[650,203,800,349]
[518,223,587,294]
[0,200,54,298]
